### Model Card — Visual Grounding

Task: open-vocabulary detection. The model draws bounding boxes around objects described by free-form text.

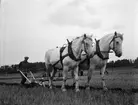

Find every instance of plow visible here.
[17,69,46,87]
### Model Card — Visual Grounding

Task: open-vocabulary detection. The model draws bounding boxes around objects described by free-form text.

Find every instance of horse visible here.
[79,31,123,90]
[45,34,95,92]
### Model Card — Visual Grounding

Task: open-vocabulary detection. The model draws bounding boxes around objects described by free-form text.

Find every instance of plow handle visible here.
[17,69,31,83]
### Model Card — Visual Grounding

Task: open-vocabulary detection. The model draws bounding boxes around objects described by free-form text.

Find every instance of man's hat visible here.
[24,56,29,59]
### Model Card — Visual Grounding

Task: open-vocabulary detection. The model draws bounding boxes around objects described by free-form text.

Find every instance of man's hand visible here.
[17,69,20,71]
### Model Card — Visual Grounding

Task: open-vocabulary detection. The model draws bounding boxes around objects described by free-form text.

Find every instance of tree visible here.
[134,57,138,68]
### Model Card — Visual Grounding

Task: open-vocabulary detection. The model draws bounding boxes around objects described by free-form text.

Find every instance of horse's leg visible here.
[45,64,50,87]
[86,66,94,90]
[61,66,68,92]
[100,69,108,75]
[49,67,57,87]
[101,65,108,91]
[74,66,80,92]
[51,68,57,80]
[71,70,75,87]
[47,64,54,89]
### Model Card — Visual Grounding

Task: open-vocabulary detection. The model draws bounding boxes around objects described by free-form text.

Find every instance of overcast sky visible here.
[0,0,138,66]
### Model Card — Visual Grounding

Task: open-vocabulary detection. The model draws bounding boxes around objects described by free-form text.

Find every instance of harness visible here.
[94,40,109,60]
[94,32,121,60]
[52,34,92,69]
[67,41,82,61]
[60,46,68,67]
[52,46,68,68]
[52,40,82,69]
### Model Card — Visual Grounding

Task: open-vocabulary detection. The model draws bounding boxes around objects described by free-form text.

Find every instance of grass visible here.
[0,85,134,105]
[0,67,137,105]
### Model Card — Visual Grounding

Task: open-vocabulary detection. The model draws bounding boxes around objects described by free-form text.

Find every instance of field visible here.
[0,67,138,105]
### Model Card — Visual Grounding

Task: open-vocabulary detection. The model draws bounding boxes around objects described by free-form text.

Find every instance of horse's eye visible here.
[116,41,119,44]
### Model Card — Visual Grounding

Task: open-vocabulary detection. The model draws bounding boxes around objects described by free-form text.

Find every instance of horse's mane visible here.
[72,34,92,42]
[102,32,123,41]
[72,36,81,41]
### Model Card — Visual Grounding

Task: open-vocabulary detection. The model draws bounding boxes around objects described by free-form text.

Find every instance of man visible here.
[18,56,29,85]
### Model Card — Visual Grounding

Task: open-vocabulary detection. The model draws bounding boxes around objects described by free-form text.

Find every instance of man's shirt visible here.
[19,60,30,72]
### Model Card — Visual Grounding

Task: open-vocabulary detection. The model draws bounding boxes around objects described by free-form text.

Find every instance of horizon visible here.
[0,57,138,67]
[0,0,138,66]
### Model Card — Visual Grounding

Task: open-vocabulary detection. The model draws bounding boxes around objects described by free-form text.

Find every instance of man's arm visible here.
[18,62,22,69]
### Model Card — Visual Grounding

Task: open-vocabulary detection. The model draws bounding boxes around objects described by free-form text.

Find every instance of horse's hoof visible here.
[62,88,66,92]
[76,89,80,92]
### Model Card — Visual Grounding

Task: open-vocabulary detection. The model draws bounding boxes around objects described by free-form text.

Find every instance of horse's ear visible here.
[114,31,117,36]
[67,39,70,43]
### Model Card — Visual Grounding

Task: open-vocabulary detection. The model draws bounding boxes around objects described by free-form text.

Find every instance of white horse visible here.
[45,34,95,92]
[79,31,123,90]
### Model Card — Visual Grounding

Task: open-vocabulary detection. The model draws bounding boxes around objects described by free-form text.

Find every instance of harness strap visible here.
[95,40,109,60]
[60,47,68,67]
[68,41,81,61]
[52,38,83,68]
[52,46,68,68]
[52,60,60,68]
[109,33,118,51]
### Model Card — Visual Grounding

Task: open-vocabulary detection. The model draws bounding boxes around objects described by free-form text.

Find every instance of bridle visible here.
[109,32,122,52]
[67,34,93,61]
[94,32,122,60]
[82,34,93,57]
[82,35,88,55]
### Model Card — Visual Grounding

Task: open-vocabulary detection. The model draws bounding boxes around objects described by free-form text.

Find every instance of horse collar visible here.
[95,40,109,60]
[68,41,81,61]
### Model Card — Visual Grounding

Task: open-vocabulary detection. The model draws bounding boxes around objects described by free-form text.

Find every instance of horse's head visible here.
[81,34,95,57]
[109,31,123,57]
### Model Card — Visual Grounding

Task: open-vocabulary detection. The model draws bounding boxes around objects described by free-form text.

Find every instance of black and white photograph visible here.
[0,0,138,105]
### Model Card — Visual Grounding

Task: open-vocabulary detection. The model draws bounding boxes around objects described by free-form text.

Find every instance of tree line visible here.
[0,57,138,74]
[0,62,45,74]
[107,57,138,68]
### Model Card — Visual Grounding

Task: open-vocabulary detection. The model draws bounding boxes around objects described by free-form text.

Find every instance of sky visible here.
[0,0,138,66]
